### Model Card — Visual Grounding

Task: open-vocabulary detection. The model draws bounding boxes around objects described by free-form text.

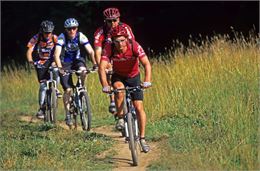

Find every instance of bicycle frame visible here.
[112,86,143,166]
[65,69,95,130]
[123,88,139,141]
[46,67,57,91]
[34,63,59,123]
[67,70,90,112]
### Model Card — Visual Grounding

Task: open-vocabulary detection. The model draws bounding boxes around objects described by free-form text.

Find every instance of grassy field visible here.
[1,32,259,170]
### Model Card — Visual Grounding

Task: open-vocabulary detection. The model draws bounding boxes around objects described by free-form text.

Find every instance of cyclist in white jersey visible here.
[54,18,97,126]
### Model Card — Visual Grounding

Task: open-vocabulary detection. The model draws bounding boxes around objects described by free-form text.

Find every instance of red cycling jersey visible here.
[94,22,135,48]
[101,40,146,78]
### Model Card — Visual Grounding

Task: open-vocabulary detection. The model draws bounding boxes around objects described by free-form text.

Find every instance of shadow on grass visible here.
[84,132,112,141]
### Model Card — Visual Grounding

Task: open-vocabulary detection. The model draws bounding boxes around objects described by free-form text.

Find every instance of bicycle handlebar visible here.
[32,62,58,70]
[110,86,143,94]
[64,68,97,75]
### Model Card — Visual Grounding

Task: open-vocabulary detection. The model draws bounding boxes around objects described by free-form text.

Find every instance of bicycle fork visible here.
[124,99,139,142]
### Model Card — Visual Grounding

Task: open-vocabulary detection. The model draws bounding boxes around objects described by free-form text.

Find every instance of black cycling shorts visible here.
[60,59,86,90]
[35,60,51,83]
[111,73,143,101]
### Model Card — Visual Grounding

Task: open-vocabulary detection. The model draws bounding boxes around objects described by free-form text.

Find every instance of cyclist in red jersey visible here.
[94,7,135,114]
[26,20,61,119]
[98,25,152,153]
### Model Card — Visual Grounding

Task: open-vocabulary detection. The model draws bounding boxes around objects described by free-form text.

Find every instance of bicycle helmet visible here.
[111,25,128,38]
[40,20,54,33]
[103,8,120,19]
[64,18,79,28]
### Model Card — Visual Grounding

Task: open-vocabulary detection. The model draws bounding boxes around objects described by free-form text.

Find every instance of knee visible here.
[134,102,144,113]
[79,66,86,71]
[116,92,125,99]
[53,68,60,77]
[64,88,72,96]
[79,67,86,74]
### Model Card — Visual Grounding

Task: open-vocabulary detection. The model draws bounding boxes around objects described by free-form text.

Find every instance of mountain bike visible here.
[111,86,143,166]
[34,63,59,124]
[64,68,96,131]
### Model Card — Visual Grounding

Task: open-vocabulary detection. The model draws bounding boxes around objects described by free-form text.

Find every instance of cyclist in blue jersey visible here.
[54,18,97,126]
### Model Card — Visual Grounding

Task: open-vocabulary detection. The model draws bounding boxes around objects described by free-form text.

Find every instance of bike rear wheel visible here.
[80,91,92,131]
[127,111,138,166]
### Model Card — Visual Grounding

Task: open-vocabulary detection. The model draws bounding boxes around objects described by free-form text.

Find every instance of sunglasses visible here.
[113,38,126,44]
[43,32,51,34]
[67,27,77,31]
[106,19,118,23]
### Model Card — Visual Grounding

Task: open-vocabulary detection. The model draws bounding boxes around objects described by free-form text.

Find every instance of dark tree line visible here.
[1,1,259,68]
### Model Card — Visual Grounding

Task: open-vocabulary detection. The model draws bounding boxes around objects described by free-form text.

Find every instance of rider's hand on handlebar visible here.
[102,86,111,93]
[28,61,35,68]
[58,68,65,76]
[142,82,152,89]
[92,64,98,71]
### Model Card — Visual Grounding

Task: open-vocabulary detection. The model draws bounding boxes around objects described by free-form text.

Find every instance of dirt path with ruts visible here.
[20,115,160,170]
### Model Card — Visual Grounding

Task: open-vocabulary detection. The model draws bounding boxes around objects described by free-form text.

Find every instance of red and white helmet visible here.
[111,25,128,38]
[103,8,120,19]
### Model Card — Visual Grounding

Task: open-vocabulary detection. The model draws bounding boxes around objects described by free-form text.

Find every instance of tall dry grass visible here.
[145,33,259,170]
[1,32,259,170]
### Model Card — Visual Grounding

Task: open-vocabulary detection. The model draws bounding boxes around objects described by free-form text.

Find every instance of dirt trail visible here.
[20,116,160,170]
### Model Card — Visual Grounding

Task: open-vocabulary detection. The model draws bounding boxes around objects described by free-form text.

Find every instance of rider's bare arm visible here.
[84,44,97,66]
[95,46,102,66]
[54,45,62,68]
[98,59,110,88]
[26,47,34,63]
[139,55,152,83]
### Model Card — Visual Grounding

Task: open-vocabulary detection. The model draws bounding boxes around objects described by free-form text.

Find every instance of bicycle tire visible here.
[45,86,57,124]
[49,86,57,123]
[120,98,128,137]
[80,91,92,131]
[127,111,138,166]
[44,92,49,123]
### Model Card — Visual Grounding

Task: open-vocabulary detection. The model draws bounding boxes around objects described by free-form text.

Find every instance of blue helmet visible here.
[64,18,79,28]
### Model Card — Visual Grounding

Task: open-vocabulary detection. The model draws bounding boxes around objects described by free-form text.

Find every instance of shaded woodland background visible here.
[1,1,259,68]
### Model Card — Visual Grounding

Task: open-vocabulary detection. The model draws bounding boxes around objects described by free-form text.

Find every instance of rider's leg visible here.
[53,67,62,98]
[79,66,87,86]
[134,101,150,153]
[113,81,125,130]
[39,81,47,108]
[39,81,47,107]
[59,65,73,126]
[133,101,146,138]
[107,72,116,114]
[53,67,60,85]
[35,62,49,118]
[63,88,73,125]
[126,73,150,152]
[113,81,125,117]
[36,81,47,118]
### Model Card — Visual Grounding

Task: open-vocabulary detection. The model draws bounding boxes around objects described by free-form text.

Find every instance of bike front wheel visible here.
[45,86,57,124]
[127,112,138,166]
[80,91,92,131]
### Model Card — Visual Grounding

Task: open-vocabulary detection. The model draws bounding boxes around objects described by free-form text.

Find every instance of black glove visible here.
[58,68,65,76]
[92,64,98,71]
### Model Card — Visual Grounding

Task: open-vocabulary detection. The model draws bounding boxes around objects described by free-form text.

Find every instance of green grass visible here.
[1,32,259,170]
[0,111,114,170]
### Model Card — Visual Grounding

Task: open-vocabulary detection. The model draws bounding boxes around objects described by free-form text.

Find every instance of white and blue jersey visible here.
[56,32,90,63]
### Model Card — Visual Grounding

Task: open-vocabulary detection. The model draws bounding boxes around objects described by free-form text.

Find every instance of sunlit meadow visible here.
[1,32,259,170]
